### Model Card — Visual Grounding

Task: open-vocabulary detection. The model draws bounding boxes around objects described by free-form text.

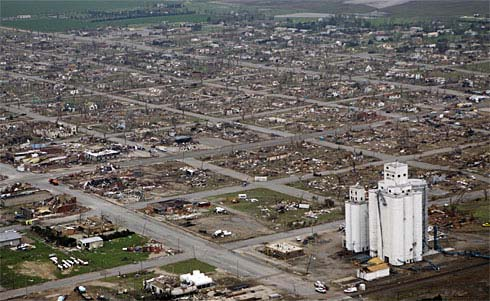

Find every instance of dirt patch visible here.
[346,0,412,9]
[19,261,56,280]
[84,280,118,289]
[183,213,274,242]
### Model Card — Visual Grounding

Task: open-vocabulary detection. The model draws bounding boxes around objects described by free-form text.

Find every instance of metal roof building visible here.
[0,231,22,247]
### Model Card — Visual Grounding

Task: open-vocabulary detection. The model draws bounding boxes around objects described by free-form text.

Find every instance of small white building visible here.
[357,257,390,281]
[78,236,104,250]
[0,231,22,247]
[344,185,369,253]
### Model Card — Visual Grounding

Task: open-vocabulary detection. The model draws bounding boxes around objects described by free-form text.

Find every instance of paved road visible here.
[223,220,343,250]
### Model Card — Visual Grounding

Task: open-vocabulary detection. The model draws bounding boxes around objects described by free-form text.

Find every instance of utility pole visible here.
[236,259,239,278]
[305,255,314,274]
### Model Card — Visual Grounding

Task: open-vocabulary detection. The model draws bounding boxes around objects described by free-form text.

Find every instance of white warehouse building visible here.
[344,162,428,266]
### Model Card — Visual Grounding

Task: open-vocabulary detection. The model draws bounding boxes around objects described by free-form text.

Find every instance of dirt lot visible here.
[142,198,275,242]
[19,261,57,280]
[172,210,274,242]
[208,188,342,232]
[283,230,355,278]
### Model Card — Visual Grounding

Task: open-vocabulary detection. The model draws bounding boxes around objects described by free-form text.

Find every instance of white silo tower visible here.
[368,162,426,266]
[344,185,369,253]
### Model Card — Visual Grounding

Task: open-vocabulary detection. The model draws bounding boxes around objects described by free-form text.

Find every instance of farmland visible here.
[0,0,210,32]
[0,0,162,18]
[1,14,210,32]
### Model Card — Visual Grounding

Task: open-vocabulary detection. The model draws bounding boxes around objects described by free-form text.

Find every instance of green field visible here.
[456,198,490,223]
[161,258,216,274]
[0,233,149,289]
[462,62,490,74]
[0,0,210,32]
[0,235,64,289]
[382,0,489,18]
[67,234,149,276]
[1,14,209,32]
[0,0,160,18]
[219,0,373,15]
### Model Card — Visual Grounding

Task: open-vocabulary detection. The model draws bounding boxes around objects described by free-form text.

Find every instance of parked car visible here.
[314,280,326,288]
[344,287,358,293]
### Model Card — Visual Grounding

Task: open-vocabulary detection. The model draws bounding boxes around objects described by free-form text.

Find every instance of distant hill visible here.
[224,0,488,17]
[380,0,489,17]
[345,0,414,9]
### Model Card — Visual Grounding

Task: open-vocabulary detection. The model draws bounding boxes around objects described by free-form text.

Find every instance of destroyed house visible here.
[174,135,192,144]
[77,216,116,235]
[20,194,77,219]
[150,199,191,215]
[84,149,120,161]
[264,242,304,259]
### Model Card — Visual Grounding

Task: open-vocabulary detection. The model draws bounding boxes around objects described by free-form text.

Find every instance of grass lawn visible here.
[161,258,216,274]
[456,198,490,223]
[91,270,157,296]
[208,188,342,230]
[0,233,149,289]
[0,235,65,289]
[66,234,150,276]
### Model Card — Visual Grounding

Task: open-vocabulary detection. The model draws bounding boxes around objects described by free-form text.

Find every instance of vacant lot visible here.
[161,258,216,274]
[209,188,342,231]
